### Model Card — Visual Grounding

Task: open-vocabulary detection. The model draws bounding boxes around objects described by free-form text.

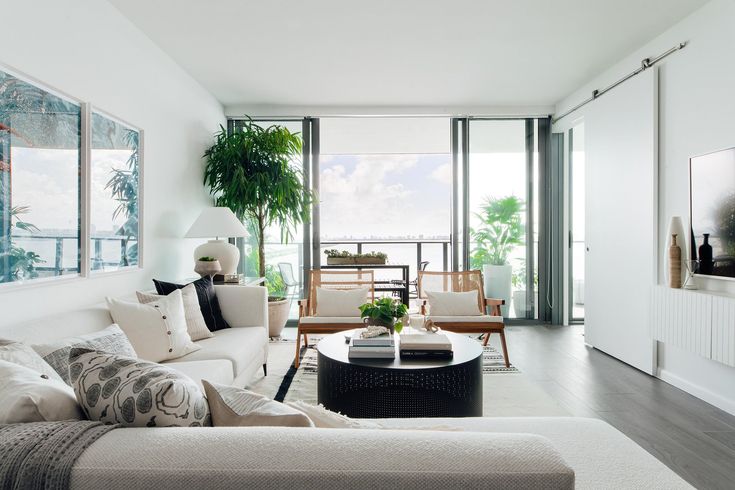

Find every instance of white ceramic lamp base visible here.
[194,240,240,275]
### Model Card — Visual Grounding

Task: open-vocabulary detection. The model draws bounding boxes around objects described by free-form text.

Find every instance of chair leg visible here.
[294,330,302,369]
[499,330,510,368]
[262,363,267,376]
[482,332,491,346]
[303,333,309,348]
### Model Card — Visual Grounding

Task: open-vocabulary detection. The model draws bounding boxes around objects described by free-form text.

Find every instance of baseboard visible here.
[657,368,735,416]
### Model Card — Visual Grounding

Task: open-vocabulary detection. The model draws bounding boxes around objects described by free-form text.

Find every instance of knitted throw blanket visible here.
[0,421,118,490]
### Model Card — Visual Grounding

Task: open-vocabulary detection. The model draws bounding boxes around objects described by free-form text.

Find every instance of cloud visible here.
[430,163,451,185]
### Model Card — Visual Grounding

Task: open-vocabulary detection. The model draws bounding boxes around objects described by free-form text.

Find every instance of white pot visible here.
[512,290,526,318]
[483,264,512,318]
[268,298,290,337]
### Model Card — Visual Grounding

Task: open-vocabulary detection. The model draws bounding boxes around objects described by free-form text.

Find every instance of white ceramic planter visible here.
[268,298,290,337]
[483,264,512,318]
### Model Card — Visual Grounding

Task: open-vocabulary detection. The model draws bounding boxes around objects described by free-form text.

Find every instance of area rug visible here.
[249,338,570,417]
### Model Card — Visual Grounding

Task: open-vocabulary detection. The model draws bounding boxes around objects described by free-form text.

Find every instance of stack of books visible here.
[399,334,454,360]
[348,332,395,359]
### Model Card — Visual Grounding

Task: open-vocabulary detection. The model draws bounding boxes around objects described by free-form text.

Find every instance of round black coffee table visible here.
[316,329,483,418]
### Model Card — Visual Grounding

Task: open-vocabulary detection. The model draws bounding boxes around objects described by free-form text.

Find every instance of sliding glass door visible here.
[568,123,585,322]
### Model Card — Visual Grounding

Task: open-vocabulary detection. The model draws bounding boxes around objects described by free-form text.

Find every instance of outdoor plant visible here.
[203,118,314,298]
[105,129,139,267]
[470,195,525,268]
[0,206,44,281]
[324,249,388,260]
[511,259,538,289]
[359,297,409,333]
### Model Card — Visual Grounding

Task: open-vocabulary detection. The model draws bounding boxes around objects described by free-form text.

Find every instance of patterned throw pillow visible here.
[0,339,66,384]
[137,284,213,341]
[153,276,230,332]
[32,325,137,385]
[69,348,210,427]
[202,380,313,427]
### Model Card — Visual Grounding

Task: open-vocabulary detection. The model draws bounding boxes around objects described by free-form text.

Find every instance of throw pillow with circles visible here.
[106,289,200,363]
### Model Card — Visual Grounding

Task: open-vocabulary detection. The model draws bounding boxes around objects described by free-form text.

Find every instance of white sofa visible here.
[1,285,694,489]
[0,285,269,389]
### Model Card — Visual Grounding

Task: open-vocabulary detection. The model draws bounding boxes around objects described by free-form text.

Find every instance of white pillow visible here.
[426,290,482,316]
[0,359,84,423]
[0,340,66,384]
[203,380,313,427]
[136,284,213,341]
[107,289,200,363]
[315,287,368,317]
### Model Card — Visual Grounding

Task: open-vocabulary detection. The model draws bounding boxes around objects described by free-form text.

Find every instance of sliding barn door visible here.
[584,69,658,374]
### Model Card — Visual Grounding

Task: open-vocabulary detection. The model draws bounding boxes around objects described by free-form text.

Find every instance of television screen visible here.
[689,147,735,279]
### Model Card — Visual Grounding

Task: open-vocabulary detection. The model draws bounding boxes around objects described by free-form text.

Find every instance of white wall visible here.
[0,0,224,327]
[555,0,735,414]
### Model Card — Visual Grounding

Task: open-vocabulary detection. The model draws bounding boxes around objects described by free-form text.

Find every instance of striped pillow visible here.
[137,284,213,341]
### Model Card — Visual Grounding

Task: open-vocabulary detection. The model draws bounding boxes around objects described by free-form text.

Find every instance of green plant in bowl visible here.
[197,256,218,262]
[359,297,409,333]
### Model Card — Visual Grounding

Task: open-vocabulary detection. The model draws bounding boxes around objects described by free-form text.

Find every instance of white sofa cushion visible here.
[426,290,482,316]
[70,348,210,428]
[163,360,233,388]
[107,290,200,363]
[203,380,313,428]
[316,287,367,317]
[428,315,503,323]
[170,327,265,378]
[0,359,84,423]
[137,284,213,341]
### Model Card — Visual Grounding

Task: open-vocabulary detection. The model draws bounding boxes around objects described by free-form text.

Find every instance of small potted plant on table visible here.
[359,297,409,334]
[194,256,222,277]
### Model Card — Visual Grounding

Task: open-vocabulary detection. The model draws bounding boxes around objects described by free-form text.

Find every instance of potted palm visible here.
[203,118,314,337]
[470,196,524,317]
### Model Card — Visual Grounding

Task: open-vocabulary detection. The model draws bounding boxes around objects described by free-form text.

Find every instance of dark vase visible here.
[699,233,714,275]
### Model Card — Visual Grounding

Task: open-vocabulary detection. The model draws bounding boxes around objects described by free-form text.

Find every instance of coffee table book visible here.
[399,334,452,351]
[351,332,394,347]
[348,345,396,359]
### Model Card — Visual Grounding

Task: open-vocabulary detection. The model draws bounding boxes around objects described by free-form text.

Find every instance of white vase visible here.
[193,239,240,275]
[483,264,512,317]
[666,217,687,286]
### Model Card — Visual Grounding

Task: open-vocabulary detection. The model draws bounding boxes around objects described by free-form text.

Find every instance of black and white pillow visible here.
[153,276,230,332]
[32,325,137,385]
[69,348,210,427]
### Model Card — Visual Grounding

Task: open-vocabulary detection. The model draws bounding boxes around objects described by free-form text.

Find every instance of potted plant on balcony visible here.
[324,249,388,265]
[203,118,314,337]
[359,297,409,334]
[470,195,524,317]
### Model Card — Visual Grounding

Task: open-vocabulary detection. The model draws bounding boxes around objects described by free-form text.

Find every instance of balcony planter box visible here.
[355,257,386,264]
[327,257,355,265]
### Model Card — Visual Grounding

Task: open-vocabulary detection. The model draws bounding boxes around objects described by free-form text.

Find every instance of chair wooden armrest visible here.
[485,298,505,316]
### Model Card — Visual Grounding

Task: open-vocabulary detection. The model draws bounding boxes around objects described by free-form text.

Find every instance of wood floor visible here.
[500,324,735,490]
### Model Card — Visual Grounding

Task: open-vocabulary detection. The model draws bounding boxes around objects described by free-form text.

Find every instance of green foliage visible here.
[1,206,45,281]
[265,264,286,299]
[359,297,409,333]
[470,196,525,268]
[511,259,538,289]
[105,129,139,266]
[198,256,217,262]
[203,119,314,278]
[324,249,388,260]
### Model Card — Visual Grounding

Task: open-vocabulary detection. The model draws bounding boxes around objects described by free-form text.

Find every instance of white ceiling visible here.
[109,0,707,111]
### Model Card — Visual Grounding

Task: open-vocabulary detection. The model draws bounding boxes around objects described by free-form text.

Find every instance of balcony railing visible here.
[320,239,451,274]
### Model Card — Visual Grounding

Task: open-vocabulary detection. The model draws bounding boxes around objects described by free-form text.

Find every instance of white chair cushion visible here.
[426,290,482,316]
[107,290,200,363]
[170,328,265,378]
[315,287,367,317]
[299,317,366,324]
[428,315,503,323]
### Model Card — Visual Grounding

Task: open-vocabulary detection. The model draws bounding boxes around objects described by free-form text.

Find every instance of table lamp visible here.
[185,207,249,275]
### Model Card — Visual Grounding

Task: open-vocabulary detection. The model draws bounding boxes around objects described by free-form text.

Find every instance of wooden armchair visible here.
[418,270,509,367]
[295,270,375,368]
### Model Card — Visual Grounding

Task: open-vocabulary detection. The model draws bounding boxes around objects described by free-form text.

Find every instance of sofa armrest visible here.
[214,285,268,330]
[72,427,574,490]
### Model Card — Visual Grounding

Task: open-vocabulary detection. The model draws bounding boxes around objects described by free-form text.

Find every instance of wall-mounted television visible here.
[689,147,735,279]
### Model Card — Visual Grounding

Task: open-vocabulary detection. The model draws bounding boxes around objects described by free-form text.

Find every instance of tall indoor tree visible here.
[203,119,313,279]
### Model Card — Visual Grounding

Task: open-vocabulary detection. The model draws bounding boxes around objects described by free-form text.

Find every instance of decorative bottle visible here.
[699,233,714,275]
[669,234,682,288]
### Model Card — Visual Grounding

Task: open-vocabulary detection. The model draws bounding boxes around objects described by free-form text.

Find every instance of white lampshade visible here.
[185,207,249,239]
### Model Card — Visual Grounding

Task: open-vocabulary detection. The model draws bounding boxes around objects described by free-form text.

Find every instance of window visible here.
[90,112,141,272]
[0,68,81,284]
[0,66,143,288]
